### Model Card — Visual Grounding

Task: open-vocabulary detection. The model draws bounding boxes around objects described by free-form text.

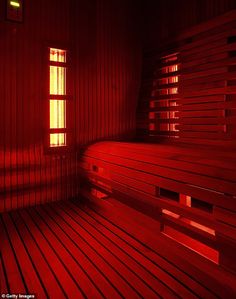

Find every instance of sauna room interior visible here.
[1,0,236,298]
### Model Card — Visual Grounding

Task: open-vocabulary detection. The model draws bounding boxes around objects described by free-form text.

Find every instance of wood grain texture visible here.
[81,141,236,274]
[2,198,235,298]
[137,7,236,147]
[0,0,142,212]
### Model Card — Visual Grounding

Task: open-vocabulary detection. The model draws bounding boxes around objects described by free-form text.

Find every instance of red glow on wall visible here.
[149,123,155,131]
[182,219,215,236]
[149,53,179,137]
[162,209,180,219]
[180,194,191,207]
[91,188,108,199]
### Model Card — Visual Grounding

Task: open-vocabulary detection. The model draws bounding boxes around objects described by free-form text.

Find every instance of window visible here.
[49,48,67,147]
[149,53,180,138]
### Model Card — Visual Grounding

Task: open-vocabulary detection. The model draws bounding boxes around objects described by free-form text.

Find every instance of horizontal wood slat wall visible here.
[80,141,236,276]
[179,16,236,146]
[137,9,236,147]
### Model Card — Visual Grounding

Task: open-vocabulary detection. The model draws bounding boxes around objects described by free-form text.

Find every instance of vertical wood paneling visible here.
[0,0,75,212]
[74,0,142,146]
[0,0,142,212]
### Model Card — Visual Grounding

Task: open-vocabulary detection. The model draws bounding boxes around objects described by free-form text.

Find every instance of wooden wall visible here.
[0,0,142,212]
[74,0,142,145]
[137,1,236,147]
[144,0,236,45]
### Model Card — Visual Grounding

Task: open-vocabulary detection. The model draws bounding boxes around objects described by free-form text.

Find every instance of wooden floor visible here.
[0,199,230,299]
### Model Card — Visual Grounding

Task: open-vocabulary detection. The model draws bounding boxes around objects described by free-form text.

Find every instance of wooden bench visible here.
[79,141,236,297]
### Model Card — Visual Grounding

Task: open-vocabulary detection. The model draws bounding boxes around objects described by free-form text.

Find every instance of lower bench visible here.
[79,141,236,296]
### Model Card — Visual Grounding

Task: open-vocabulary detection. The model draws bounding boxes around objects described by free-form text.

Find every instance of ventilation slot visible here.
[160,190,218,263]
[159,188,179,201]
[227,36,236,43]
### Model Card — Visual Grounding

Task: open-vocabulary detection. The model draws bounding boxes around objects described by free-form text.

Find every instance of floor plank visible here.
[68,202,205,298]
[18,208,86,299]
[59,201,186,299]
[10,210,67,299]
[32,205,120,299]
[39,204,142,299]
[1,214,47,297]
[72,200,218,299]
[0,253,9,294]
[1,199,231,298]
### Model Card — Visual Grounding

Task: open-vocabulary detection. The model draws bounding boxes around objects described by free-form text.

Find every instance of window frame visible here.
[44,43,75,154]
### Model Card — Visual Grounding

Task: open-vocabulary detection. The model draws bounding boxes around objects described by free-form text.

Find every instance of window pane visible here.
[50,133,66,147]
[50,48,66,63]
[50,66,66,95]
[50,100,66,129]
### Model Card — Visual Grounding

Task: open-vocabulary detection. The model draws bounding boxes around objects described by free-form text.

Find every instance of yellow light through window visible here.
[50,66,66,95]
[50,100,66,128]
[50,48,66,63]
[49,48,67,147]
[50,133,66,147]
[10,1,20,8]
